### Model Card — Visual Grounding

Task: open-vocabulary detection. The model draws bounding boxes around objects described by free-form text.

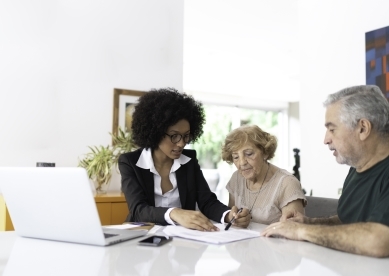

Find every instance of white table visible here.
[1,223,389,276]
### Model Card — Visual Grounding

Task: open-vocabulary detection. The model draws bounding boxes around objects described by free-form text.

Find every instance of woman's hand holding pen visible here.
[225,206,250,228]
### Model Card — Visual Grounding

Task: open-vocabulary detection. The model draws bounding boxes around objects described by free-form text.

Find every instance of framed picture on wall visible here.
[365,25,389,100]
[112,88,146,137]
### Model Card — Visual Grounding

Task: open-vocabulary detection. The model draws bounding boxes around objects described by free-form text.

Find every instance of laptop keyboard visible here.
[104,233,119,239]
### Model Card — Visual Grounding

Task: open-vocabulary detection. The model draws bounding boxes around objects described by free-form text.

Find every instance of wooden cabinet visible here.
[94,193,129,225]
[0,193,129,231]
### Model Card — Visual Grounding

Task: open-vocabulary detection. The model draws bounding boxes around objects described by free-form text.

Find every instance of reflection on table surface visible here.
[1,222,389,276]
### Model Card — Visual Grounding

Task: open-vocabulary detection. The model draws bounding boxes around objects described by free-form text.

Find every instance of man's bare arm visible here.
[288,211,342,225]
[262,221,389,258]
[307,215,342,225]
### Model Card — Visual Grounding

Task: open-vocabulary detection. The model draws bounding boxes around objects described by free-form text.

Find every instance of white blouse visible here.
[136,148,191,224]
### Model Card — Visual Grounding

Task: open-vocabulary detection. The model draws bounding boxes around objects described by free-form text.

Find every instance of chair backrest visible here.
[305,196,338,218]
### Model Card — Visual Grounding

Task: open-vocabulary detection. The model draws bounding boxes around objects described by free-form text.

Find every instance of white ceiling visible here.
[183,0,300,104]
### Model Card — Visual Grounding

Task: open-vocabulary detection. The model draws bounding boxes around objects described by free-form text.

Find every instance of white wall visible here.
[0,0,184,191]
[299,0,389,197]
[183,0,300,103]
[183,0,300,175]
[3,0,388,198]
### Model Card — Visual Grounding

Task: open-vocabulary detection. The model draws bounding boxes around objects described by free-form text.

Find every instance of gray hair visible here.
[323,85,389,137]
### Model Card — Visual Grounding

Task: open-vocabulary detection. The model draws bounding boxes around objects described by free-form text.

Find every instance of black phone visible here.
[138,235,173,247]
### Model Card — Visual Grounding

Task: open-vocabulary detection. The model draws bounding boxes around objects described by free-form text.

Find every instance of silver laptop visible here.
[0,167,147,246]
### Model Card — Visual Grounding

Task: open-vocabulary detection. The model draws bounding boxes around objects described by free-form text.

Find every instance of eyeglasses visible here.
[164,133,192,144]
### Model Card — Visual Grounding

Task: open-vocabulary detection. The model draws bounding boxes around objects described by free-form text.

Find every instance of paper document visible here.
[163,223,260,244]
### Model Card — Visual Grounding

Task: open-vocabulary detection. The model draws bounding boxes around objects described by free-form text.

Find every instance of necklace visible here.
[246,162,270,214]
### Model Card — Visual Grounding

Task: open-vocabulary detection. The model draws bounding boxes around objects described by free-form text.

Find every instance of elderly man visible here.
[262,85,389,258]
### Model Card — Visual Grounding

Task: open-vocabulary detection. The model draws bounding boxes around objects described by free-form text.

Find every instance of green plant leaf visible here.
[78,126,137,188]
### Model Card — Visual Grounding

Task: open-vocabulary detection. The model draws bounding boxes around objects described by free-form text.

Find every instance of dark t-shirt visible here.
[338,155,389,226]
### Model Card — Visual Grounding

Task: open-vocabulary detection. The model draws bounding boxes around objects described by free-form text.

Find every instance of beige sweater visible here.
[226,164,306,225]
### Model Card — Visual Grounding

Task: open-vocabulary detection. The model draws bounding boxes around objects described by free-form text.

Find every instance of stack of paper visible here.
[163,223,260,244]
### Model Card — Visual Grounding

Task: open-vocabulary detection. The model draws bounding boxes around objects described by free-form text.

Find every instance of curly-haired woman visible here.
[118,88,250,231]
[222,125,306,224]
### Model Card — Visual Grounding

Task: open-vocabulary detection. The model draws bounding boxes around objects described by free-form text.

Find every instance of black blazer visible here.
[118,148,230,225]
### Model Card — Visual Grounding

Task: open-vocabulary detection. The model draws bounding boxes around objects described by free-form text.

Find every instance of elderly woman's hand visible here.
[225,206,251,228]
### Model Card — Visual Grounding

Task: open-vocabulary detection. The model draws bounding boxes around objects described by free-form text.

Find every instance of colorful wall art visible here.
[366,26,389,100]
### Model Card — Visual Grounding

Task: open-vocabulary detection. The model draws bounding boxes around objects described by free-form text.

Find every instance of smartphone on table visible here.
[138,235,173,247]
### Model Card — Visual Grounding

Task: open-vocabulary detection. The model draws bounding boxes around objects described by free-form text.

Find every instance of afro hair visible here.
[131,88,205,149]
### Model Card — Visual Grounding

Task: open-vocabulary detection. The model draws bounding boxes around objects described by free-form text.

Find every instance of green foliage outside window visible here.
[193,106,232,169]
[193,105,280,169]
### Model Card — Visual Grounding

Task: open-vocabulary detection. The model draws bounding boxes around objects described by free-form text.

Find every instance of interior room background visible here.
[1,0,388,200]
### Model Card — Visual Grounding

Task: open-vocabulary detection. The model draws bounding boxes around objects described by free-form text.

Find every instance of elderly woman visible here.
[119,88,250,231]
[222,125,306,224]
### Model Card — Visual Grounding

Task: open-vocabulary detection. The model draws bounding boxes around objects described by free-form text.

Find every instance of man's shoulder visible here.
[377,154,389,169]
[362,155,389,176]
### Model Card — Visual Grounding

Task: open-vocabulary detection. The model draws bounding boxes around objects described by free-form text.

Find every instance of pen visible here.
[225,208,243,230]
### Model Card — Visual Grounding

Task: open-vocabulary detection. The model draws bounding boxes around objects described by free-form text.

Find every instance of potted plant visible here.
[78,145,115,194]
[111,127,135,164]
[78,127,135,194]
